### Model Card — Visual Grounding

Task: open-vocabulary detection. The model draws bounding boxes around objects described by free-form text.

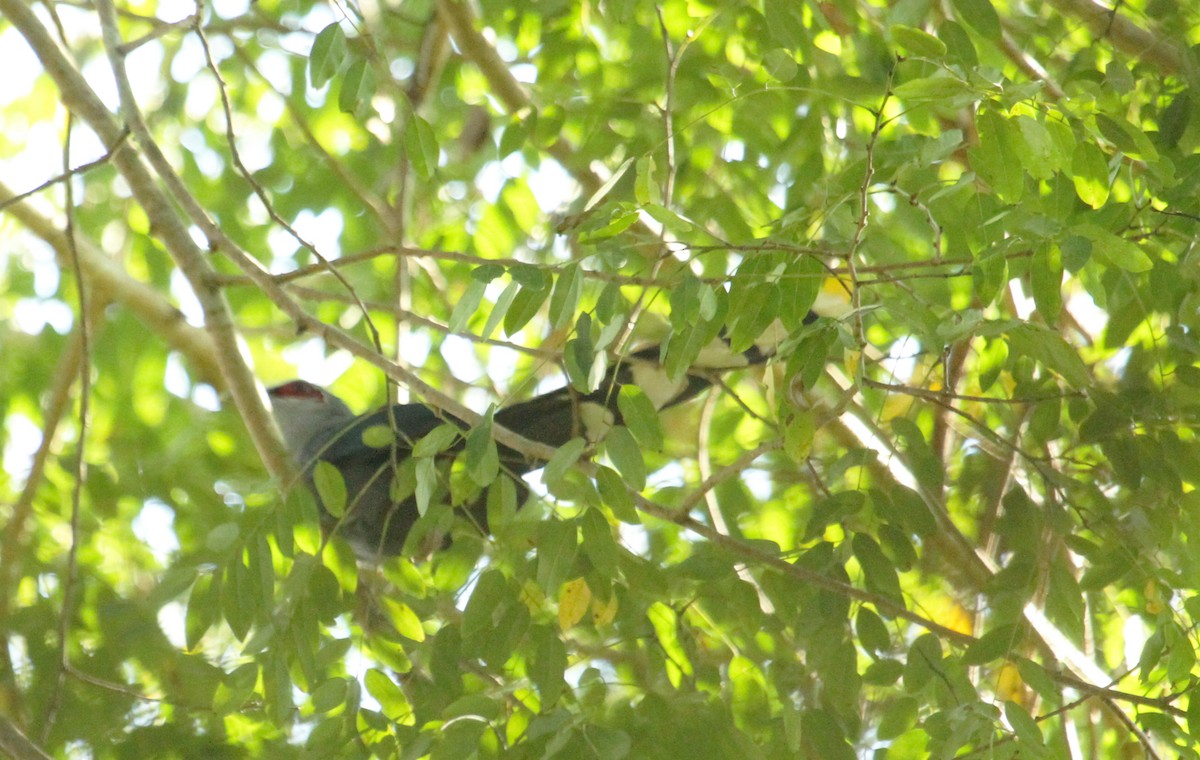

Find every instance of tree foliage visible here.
[1,0,1199,756]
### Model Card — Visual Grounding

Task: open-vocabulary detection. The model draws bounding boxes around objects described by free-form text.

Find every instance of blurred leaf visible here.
[537,519,578,593]
[544,436,586,487]
[464,407,499,487]
[1006,323,1091,388]
[596,465,639,523]
[405,114,439,179]
[309,23,346,88]
[530,625,568,705]
[1070,142,1111,208]
[892,25,947,58]
[365,669,410,719]
[604,426,646,490]
[548,265,583,329]
[951,0,1001,40]
[580,507,618,576]
[338,59,376,115]
[617,386,663,451]
[312,461,348,518]
[382,597,427,642]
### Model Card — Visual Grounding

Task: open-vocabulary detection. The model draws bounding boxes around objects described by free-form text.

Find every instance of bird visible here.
[268,332,803,560]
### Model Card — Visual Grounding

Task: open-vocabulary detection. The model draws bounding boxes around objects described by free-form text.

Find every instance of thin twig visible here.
[0,131,129,214]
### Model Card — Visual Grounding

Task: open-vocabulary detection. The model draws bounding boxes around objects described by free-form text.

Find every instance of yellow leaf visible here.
[382,598,426,642]
[591,592,619,627]
[558,577,591,631]
[996,662,1027,704]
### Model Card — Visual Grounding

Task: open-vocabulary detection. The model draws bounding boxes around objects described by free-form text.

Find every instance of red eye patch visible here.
[269,381,325,400]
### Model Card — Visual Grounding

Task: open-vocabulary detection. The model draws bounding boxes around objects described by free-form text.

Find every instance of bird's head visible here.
[267,380,355,457]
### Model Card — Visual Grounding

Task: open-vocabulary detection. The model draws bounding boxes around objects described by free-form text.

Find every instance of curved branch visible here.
[1047,0,1184,74]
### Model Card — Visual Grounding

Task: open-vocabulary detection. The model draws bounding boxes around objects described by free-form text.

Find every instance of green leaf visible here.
[580,507,618,576]
[964,624,1021,664]
[382,597,426,642]
[635,155,661,205]
[877,696,918,739]
[566,318,600,393]
[951,0,1000,40]
[509,263,546,289]
[855,607,891,657]
[499,110,533,157]
[805,491,865,541]
[360,424,393,449]
[213,663,258,715]
[617,386,663,450]
[536,519,578,593]
[222,557,252,640]
[1070,142,1111,208]
[1016,116,1057,179]
[309,23,346,88]
[580,157,634,214]
[544,436,586,487]
[892,75,969,102]
[312,461,348,518]
[186,573,219,649]
[405,114,439,180]
[415,456,437,515]
[482,280,520,339]
[338,58,375,115]
[782,408,815,462]
[780,255,822,328]
[800,709,855,760]
[1095,114,1140,156]
[579,207,640,242]
[486,475,519,529]
[530,626,568,706]
[642,203,719,243]
[413,423,462,457]
[974,110,1024,202]
[892,25,947,58]
[647,602,693,679]
[449,278,487,333]
[205,522,240,553]
[1177,365,1200,388]
[310,677,347,713]
[465,408,500,487]
[463,569,507,641]
[939,20,978,65]
[264,652,295,725]
[763,0,807,46]
[1030,245,1063,325]
[763,48,799,81]
[852,534,902,602]
[596,465,639,523]
[364,669,409,719]
[1159,90,1191,148]
[548,264,583,329]
[1005,323,1091,388]
[503,281,550,336]
[472,263,506,282]
[729,284,781,352]
[1072,223,1152,273]
[903,634,942,692]
[604,425,646,491]
[1005,700,1045,747]
[891,418,944,493]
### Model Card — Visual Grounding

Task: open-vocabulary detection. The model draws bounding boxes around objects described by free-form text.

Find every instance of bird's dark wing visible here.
[493,342,739,456]
[305,403,460,466]
[300,403,469,558]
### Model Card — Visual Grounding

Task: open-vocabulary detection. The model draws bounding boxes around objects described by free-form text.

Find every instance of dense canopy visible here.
[1,0,1199,757]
